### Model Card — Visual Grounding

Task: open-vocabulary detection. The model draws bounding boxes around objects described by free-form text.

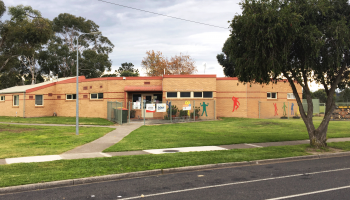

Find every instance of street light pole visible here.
[76,31,101,135]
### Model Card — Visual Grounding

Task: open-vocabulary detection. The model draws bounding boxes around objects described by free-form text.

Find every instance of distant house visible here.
[0,75,302,119]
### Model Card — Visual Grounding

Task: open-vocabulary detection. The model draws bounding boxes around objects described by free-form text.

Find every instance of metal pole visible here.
[143,102,145,125]
[194,100,195,121]
[170,101,172,123]
[76,35,79,135]
[128,101,131,124]
[288,102,289,119]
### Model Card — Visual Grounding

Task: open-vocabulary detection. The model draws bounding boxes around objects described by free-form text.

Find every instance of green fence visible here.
[107,101,124,124]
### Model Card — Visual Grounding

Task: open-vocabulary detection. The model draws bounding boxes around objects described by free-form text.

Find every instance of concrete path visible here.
[2,137,350,165]
[61,123,142,154]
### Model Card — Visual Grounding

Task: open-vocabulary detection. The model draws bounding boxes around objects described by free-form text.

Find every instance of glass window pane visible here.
[194,92,202,98]
[133,94,141,102]
[14,95,19,105]
[180,92,191,98]
[203,92,213,98]
[91,94,97,99]
[167,92,177,98]
[35,95,43,105]
[98,93,103,99]
[267,93,271,98]
[67,95,71,99]
[73,94,76,99]
[272,93,276,99]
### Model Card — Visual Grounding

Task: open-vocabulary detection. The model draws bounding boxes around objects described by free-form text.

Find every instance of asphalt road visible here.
[2,155,350,200]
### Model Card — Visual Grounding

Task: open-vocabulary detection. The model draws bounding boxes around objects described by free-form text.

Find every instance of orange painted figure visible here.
[232,96,240,112]
[273,103,278,116]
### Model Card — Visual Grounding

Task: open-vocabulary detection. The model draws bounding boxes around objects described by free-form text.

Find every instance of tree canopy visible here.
[118,62,139,77]
[218,0,350,147]
[38,13,114,78]
[141,50,197,76]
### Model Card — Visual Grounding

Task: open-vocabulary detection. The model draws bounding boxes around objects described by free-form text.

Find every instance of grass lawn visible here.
[0,116,114,126]
[0,124,114,158]
[0,144,311,188]
[104,117,350,152]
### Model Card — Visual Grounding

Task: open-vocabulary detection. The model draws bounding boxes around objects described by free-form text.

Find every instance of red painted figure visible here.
[273,103,278,116]
[232,96,240,112]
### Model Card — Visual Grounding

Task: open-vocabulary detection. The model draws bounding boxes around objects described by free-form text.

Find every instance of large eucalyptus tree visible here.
[218,0,350,147]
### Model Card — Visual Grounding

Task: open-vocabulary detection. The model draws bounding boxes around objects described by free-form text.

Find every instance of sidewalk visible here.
[2,137,350,165]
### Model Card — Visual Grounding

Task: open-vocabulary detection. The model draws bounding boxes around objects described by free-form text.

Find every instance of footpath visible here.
[1,122,350,165]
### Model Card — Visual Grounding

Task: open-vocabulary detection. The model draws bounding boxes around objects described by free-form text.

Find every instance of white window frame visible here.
[35,95,44,106]
[90,93,104,100]
[66,94,76,100]
[0,95,4,101]
[166,92,178,98]
[267,92,278,99]
[13,95,19,106]
[287,93,296,99]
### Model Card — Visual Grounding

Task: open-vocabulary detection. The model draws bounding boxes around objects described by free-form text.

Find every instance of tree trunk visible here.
[308,124,328,148]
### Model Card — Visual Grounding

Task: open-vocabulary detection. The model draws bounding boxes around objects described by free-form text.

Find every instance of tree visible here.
[117,62,139,77]
[312,89,327,103]
[39,13,114,78]
[218,0,350,147]
[338,88,350,102]
[141,50,197,76]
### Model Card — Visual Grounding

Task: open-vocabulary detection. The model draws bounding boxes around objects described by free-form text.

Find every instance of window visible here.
[0,96,4,101]
[287,93,296,99]
[167,92,177,98]
[13,95,19,106]
[267,92,277,99]
[66,94,76,100]
[193,92,203,98]
[35,95,43,106]
[203,92,213,98]
[193,91,213,98]
[133,94,141,102]
[90,93,103,99]
[180,92,191,98]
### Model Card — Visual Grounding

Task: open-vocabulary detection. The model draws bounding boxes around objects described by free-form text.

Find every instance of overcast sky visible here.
[3,0,323,90]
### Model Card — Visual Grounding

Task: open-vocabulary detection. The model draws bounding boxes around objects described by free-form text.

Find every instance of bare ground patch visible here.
[306,147,344,155]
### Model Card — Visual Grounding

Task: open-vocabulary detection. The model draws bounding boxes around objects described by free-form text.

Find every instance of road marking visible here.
[119,167,350,200]
[266,185,350,200]
[100,153,112,157]
[245,143,263,148]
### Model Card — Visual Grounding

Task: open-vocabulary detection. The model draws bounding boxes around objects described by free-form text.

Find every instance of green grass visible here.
[0,124,114,158]
[328,141,350,151]
[0,116,115,126]
[0,145,310,188]
[104,117,350,152]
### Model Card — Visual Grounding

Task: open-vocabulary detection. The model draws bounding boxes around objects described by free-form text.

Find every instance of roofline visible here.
[216,77,238,80]
[163,74,216,78]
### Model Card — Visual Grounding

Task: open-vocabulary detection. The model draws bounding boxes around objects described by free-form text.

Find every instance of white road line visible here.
[119,167,350,200]
[100,153,112,157]
[266,185,350,200]
[245,143,263,148]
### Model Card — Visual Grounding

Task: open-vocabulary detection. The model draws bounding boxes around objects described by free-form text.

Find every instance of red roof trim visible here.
[26,82,56,93]
[124,85,162,92]
[163,74,216,78]
[216,77,238,80]
[56,76,85,84]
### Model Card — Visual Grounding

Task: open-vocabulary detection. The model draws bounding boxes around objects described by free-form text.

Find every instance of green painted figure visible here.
[200,102,209,116]
[282,102,287,116]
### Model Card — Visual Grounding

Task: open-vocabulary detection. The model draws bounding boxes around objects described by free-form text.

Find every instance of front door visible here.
[142,95,153,118]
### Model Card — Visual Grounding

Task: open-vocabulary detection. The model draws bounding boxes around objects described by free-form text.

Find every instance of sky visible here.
[3,0,323,91]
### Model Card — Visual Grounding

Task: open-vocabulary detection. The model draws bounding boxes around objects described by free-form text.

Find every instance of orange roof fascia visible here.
[124,85,162,92]
[216,77,238,80]
[26,77,78,93]
[163,74,216,78]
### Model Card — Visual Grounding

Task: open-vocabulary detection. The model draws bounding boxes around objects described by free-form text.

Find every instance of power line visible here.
[97,0,229,29]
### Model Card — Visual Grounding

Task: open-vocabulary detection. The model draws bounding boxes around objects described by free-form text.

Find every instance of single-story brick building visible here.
[0,75,302,119]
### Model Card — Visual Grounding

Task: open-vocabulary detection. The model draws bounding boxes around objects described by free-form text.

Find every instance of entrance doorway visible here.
[142,94,153,118]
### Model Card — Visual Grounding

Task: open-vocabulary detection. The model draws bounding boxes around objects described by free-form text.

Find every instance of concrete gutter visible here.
[1,151,350,195]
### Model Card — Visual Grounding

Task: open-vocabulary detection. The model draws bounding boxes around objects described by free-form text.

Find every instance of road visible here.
[1,155,350,200]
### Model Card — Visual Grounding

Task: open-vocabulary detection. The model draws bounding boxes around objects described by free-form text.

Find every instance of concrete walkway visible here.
[2,137,350,165]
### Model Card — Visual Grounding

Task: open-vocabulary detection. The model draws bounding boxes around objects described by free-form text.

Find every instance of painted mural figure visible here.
[232,96,240,112]
[291,103,294,115]
[273,103,278,116]
[282,102,287,116]
[200,102,209,116]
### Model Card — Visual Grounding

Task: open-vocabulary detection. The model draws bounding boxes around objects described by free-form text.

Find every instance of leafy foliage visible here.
[219,0,350,147]
[141,50,197,76]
